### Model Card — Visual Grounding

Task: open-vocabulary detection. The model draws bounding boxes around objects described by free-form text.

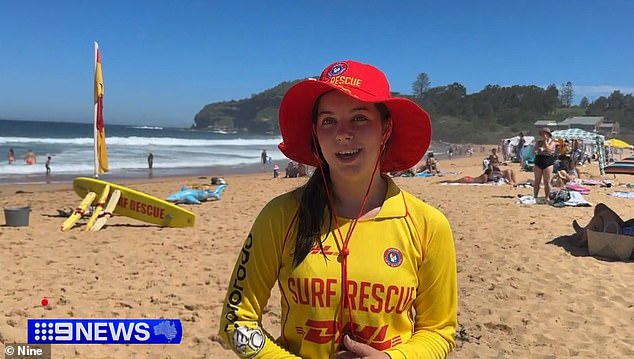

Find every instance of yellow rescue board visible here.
[73,177,195,227]
[90,189,121,232]
[61,191,97,231]
[85,184,111,231]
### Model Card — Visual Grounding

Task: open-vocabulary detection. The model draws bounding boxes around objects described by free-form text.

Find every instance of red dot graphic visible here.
[41,298,49,306]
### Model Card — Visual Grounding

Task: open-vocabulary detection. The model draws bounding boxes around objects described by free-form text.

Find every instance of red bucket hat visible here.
[278,60,432,173]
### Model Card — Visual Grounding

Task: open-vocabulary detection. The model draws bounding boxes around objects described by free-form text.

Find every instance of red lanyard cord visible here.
[311,127,387,342]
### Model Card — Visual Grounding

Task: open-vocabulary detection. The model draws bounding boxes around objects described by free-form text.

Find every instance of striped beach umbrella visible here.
[551,128,601,140]
[604,155,634,175]
[551,128,606,175]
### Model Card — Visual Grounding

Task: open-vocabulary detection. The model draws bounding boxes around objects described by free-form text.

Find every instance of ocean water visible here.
[0,119,283,183]
[0,119,445,184]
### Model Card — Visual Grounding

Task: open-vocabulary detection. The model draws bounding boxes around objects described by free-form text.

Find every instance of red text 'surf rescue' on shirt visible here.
[218,178,457,359]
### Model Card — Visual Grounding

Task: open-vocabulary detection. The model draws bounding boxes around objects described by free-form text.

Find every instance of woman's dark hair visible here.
[292,96,390,267]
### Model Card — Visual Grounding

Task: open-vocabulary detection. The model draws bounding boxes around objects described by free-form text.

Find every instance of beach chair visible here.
[522,145,535,171]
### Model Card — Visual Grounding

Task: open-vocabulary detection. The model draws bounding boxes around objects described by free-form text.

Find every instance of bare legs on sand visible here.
[533,165,553,199]
[572,203,629,246]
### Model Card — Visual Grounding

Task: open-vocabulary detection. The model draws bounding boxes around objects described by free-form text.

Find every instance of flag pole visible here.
[93,41,99,178]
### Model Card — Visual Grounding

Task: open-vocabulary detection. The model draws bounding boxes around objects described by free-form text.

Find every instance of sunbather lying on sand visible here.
[441,168,518,185]
[572,203,634,246]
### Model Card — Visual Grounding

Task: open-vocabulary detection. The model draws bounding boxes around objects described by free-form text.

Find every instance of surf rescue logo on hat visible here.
[384,248,403,267]
[326,62,348,78]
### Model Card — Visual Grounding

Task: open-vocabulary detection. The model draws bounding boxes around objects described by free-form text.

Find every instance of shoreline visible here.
[0,160,279,186]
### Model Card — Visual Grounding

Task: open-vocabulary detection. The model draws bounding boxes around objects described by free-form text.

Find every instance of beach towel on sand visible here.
[564,183,591,195]
[441,178,506,186]
[563,191,592,207]
[548,190,592,207]
[441,182,503,186]
[609,191,634,198]
[516,195,536,205]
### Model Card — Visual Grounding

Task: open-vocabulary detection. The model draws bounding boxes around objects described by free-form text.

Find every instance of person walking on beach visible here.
[260,149,268,168]
[147,153,154,169]
[45,156,51,175]
[219,60,457,358]
[8,148,15,164]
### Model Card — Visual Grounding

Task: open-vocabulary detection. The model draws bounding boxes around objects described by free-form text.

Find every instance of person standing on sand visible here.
[147,152,154,169]
[45,156,51,175]
[533,127,557,201]
[260,149,268,168]
[219,60,457,358]
[517,132,525,165]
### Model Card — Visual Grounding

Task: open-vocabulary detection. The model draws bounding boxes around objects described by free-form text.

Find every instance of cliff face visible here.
[193,79,303,133]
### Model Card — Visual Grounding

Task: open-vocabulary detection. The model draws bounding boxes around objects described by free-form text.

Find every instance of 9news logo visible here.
[27,319,182,344]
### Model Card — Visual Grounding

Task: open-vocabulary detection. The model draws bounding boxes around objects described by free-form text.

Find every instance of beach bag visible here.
[211,177,227,185]
[549,190,571,204]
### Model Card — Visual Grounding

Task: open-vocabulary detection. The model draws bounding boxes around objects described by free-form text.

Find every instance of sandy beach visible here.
[1,154,633,358]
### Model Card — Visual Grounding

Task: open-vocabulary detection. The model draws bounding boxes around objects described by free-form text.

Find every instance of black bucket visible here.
[4,206,31,227]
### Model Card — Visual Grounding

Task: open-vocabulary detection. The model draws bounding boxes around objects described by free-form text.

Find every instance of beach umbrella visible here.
[551,128,606,175]
[605,138,632,149]
[551,128,600,140]
[604,155,634,175]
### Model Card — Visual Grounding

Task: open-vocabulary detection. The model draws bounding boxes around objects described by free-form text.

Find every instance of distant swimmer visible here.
[25,149,36,165]
[8,148,15,164]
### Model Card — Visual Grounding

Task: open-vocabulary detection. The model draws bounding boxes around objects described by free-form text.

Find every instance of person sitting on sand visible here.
[487,148,502,170]
[424,152,439,174]
[400,152,439,176]
[551,170,571,188]
[572,203,634,246]
[285,160,299,178]
[551,156,581,188]
[441,167,517,185]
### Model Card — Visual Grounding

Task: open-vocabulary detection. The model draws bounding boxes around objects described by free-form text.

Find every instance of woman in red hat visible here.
[533,127,557,201]
[219,60,457,359]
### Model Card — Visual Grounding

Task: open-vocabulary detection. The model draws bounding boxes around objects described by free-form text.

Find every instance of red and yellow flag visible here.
[94,42,108,173]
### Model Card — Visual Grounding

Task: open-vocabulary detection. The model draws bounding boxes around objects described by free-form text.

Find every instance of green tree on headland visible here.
[193,76,634,143]
[579,96,589,109]
[412,72,431,98]
[559,81,574,107]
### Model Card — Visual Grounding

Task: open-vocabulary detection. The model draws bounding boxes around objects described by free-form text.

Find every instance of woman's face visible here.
[315,91,386,180]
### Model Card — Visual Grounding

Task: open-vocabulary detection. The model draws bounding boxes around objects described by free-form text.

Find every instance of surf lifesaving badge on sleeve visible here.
[231,324,265,358]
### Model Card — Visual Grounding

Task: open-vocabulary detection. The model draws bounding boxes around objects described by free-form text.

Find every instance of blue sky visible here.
[1,0,633,127]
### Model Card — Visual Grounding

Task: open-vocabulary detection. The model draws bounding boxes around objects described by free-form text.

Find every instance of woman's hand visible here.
[333,335,390,359]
